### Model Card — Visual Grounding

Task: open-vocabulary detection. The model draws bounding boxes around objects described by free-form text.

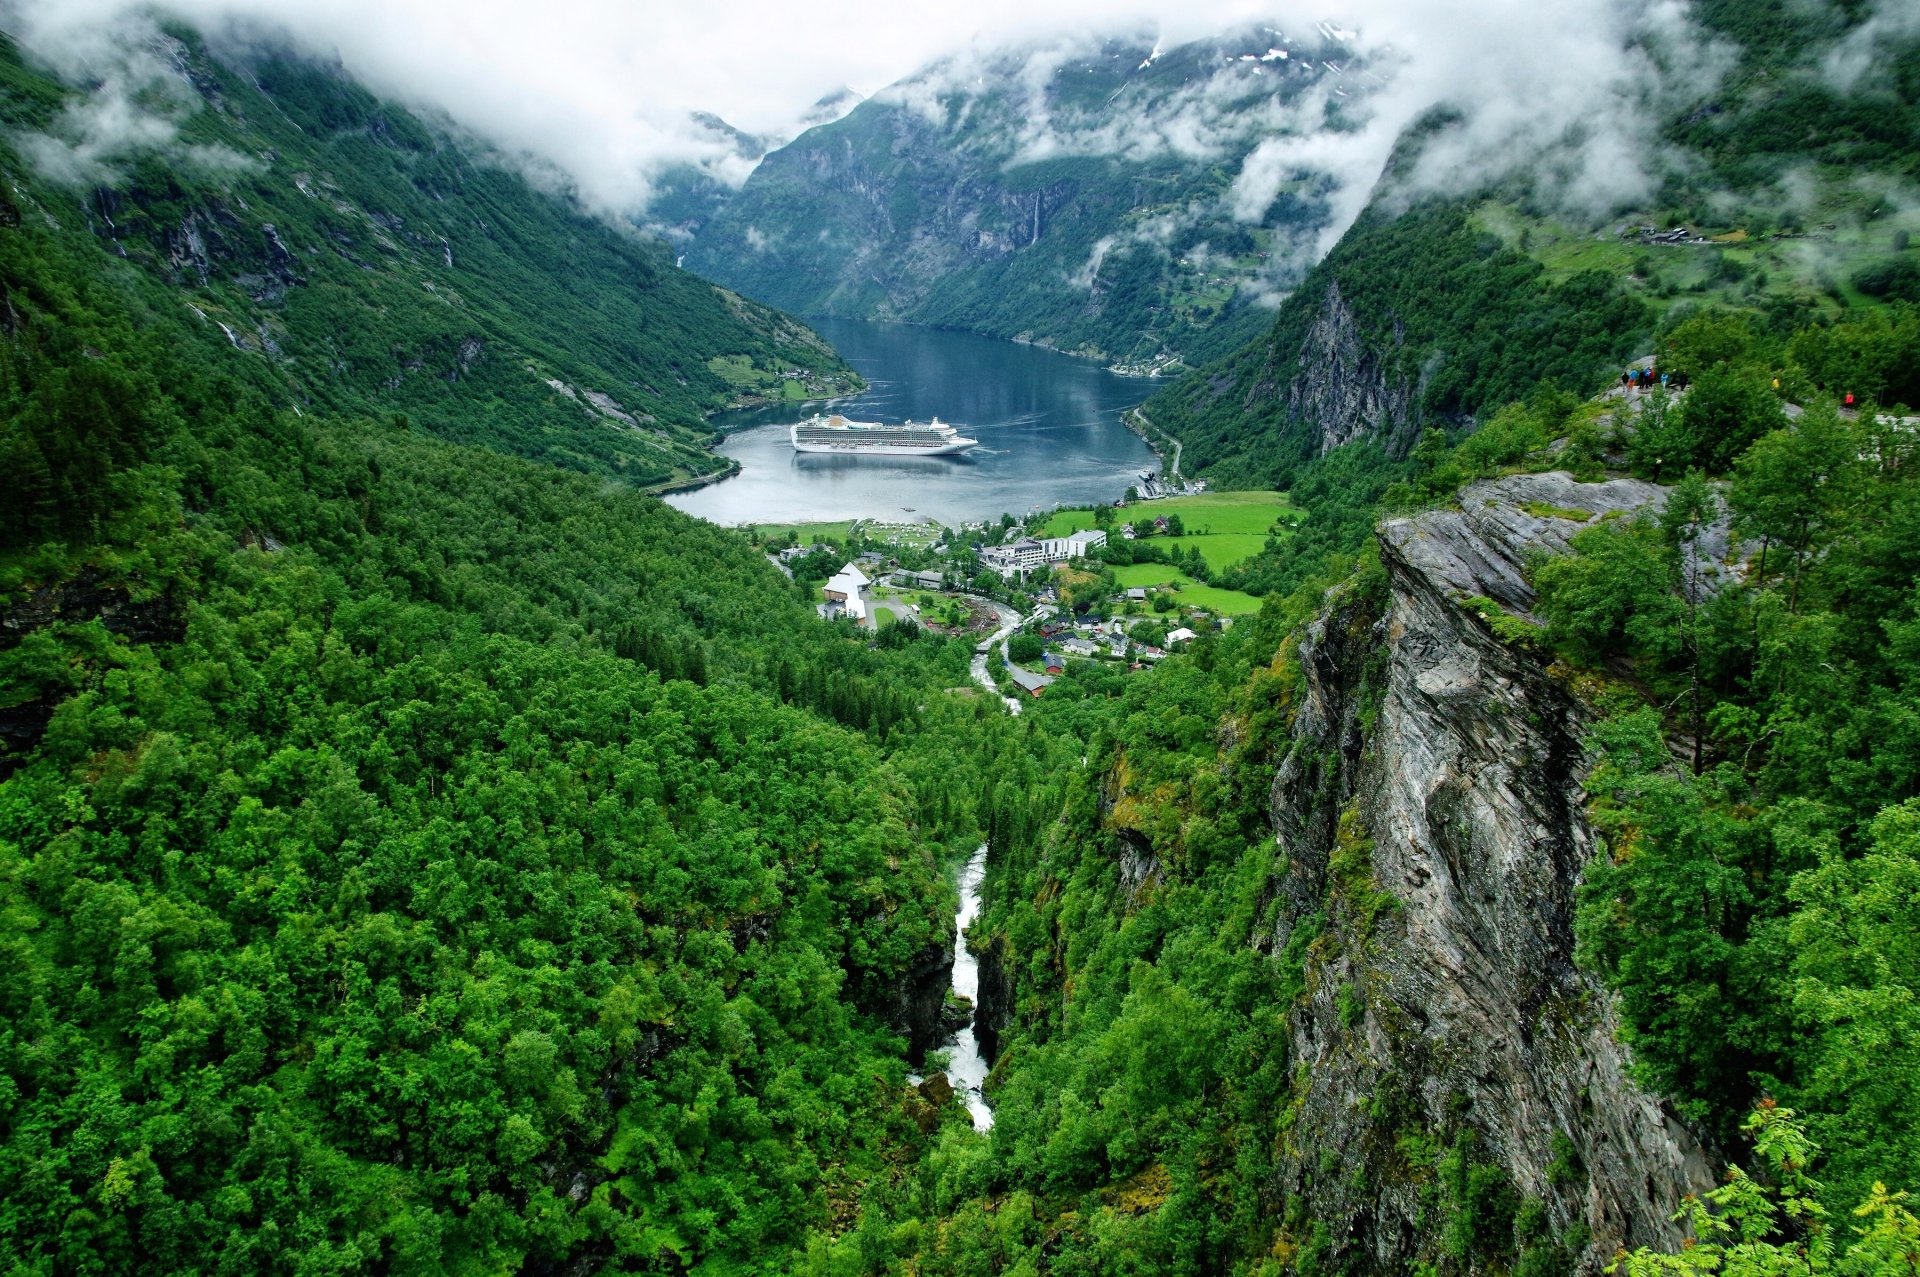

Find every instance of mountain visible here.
[0,29,859,489]
[643,92,863,244]
[683,27,1373,373]
[1143,4,1920,486]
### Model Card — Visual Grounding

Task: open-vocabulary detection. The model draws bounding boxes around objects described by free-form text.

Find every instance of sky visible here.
[4,0,1730,219]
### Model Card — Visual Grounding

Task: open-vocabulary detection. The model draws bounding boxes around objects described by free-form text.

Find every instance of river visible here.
[666,319,1160,527]
[948,845,994,1131]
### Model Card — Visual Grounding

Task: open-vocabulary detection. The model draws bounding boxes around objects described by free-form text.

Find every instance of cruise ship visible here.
[789,413,979,456]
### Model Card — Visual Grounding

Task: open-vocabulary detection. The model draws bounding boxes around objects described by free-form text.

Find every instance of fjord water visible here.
[666,319,1160,527]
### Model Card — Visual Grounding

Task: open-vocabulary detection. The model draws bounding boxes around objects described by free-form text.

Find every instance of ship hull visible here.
[792,438,978,456]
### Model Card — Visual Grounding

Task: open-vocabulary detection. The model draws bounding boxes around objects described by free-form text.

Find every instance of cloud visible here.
[11,23,260,187]
[1213,0,1739,257]
[1823,0,1920,91]
[4,0,1733,240]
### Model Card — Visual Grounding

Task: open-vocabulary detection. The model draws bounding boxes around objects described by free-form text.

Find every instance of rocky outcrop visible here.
[1286,281,1419,458]
[888,939,957,1068]
[973,933,1015,1066]
[1267,472,1716,1271]
[0,571,187,765]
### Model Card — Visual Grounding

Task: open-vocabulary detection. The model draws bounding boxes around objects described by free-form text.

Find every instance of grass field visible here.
[755,520,861,547]
[1111,562,1188,587]
[1037,490,1299,538]
[1158,533,1272,572]
[1103,562,1264,615]
[1038,491,1300,575]
[747,518,941,549]
[1172,584,1264,615]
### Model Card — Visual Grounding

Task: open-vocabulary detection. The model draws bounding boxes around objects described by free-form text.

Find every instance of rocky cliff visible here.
[1265,471,1715,1270]
[1285,281,1419,457]
[1144,202,1649,487]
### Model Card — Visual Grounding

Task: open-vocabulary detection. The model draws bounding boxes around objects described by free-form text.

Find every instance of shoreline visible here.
[647,383,869,501]
[1120,406,1183,482]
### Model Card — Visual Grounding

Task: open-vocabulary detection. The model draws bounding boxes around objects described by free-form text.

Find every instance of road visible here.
[1129,409,1181,481]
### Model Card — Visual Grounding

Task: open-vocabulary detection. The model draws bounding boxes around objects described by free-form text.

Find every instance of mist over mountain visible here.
[685,26,1383,371]
[0,22,860,487]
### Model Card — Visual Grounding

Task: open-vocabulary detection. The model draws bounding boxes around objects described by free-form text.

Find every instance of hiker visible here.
[1845,392,1856,408]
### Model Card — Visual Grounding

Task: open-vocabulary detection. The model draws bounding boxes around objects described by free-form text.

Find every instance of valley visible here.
[2,4,1918,1276]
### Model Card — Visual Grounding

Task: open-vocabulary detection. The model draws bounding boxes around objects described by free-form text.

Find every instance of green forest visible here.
[5,7,1920,1277]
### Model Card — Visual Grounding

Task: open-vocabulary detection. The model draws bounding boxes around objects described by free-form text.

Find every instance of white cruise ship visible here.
[789,413,979,456]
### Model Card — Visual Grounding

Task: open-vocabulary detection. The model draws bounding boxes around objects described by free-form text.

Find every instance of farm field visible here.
[754,519,861,547]
[749,518,942,549]
[1111,562,1187,587]
[1172,583,1264,615]
[1158,532,1271,572]
[1036,489,1300,538]
[1040,490,1300,575]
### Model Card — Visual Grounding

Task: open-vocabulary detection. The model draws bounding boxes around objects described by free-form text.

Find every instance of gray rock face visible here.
[1268,473,1715,1270]
[1286,281,1419,458]
[887,938,957,1069]
[1382,472,1667,616]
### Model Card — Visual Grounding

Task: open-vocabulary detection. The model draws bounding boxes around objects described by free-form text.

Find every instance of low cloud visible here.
[3,0,1735,226]
[0,0,1772,264]
[1823,0,1920,91]
[12,24,259,188]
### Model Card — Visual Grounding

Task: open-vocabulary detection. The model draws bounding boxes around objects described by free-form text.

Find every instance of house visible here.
[1060,637,1099,658]
[1120,525,1137,540]
[822,564,872,622]
[1153,516,1170,532]
[857,551,887,568]
[1104,632,1129,654]
[1043,651,1065,674]
[1126,587,1148,602]
[1166,626,1198,646]
[1138,645,1166,661]
[891,568,943,590]
[1009,666,1055,697]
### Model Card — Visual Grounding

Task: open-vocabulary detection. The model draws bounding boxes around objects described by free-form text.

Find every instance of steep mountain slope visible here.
[1144,201,1652,487]
[1143,8,1920,488]
[684,28,1371,373]
[0,29,859,488]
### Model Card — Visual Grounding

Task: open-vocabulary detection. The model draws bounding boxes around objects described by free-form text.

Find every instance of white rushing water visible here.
[947,844,994,1130]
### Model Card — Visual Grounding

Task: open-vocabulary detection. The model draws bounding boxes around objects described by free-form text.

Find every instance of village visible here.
[754,488,1299,703]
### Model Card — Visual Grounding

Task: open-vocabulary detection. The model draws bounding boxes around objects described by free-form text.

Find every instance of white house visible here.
[1166,626,1198,646]
[823,564,872,621]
